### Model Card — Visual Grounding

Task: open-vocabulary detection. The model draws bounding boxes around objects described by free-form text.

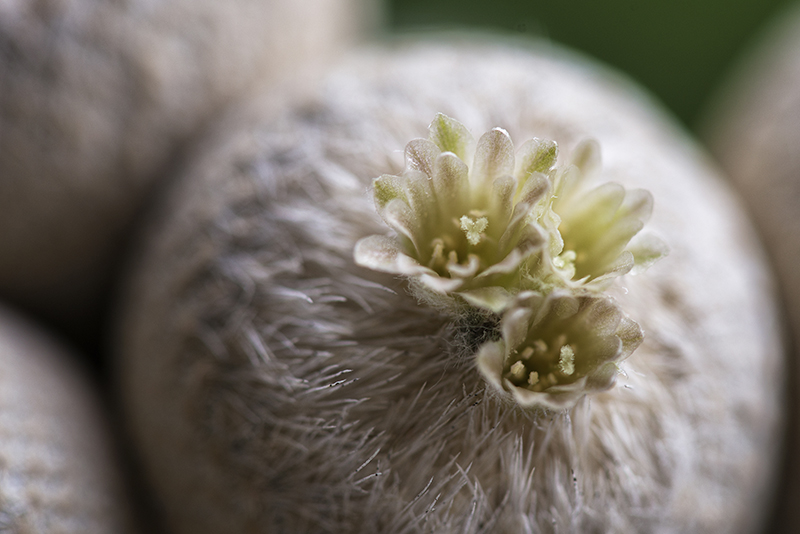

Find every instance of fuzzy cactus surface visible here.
[118,37,784,533]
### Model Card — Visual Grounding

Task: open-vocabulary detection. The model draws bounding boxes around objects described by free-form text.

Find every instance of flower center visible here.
[425,211,490,276]
[504,335,577,392]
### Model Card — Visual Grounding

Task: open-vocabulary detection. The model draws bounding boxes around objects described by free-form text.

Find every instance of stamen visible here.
[558,344,575,375]
[428,238,446,269]
[554,250,576,270]
[447,249,459,265]
[460,215,488,246]
[509,361,526,380]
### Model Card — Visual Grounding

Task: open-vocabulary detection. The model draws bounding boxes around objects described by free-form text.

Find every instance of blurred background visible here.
[387,0,795,130]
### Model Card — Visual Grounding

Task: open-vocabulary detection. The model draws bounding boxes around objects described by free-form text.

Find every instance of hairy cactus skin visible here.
[118,38,784,533]
[0,305,136,533]
[704,6,800,532]
[0,0,367,340]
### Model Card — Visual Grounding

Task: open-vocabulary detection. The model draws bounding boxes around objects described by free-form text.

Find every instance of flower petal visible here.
[584,362,618,391]
[628,233,669,273]
[472,127,515,191]
[514,171,550,209]
[447,254,481,278]
[457,286,514,313]
[502,306,533,351]
[396,253,438,277]
[432,152,470,216]
[405,138,439,177]
[476,340,506,391]
[402,170,436,227]
[515,137,558,184]
[580,297,623,337]
[475,243,541,280]
[579,334,623,369]
[615,315,644,356]
[618,188,654,224]
[570,138,601,175]
[353,235,424,276]
[563,182,627,231]
[509,376,589,411]
[429,113,474,161]
[373,174,408,210]
[498,200,549,256]
[382,198,422,256]
[417,272,464,294]
[540,291,580,322]
[585,250,635,286]
[498,172,550,251]
[592,217,645,255]
[512,290,546,310]
[488,175,517,232]
[551,165,583,212]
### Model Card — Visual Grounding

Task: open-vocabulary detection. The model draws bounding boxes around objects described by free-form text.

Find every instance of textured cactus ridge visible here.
[355,113,666,408]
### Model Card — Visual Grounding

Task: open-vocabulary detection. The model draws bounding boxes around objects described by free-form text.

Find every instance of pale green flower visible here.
[541,141,669,291]
[354,114,666,313]
[354,113,556,312]
[475,290,643,410]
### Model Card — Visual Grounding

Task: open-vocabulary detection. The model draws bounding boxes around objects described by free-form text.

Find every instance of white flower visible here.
[475,290,643,410]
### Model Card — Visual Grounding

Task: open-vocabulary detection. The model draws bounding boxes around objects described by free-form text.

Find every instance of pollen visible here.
[460,215,488,246]
[558,344,575,375]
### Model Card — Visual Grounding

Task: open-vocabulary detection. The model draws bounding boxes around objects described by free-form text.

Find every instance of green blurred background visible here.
[387,0,795,129]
